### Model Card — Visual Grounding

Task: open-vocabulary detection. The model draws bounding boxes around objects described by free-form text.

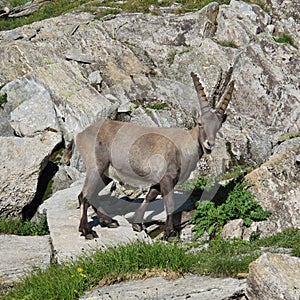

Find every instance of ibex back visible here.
[75,72,234,239]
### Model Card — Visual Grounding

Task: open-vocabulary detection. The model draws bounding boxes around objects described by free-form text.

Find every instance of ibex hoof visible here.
[132,223,146,232]
[80,227,98,240]
[85,230,98,240]
[100,219,119,228]
[107,219,119,228]
[164,230,179,241]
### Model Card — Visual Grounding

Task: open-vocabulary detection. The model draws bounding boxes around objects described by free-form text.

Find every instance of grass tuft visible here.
[0,215,49,236]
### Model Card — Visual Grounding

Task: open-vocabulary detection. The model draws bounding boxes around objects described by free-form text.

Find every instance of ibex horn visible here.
[216,80,234,119]
[191,72,210,114]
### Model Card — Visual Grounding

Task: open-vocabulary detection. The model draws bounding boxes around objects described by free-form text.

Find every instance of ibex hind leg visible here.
[132,184,160,232]
[79,167,105,239]
[92,175,119,229]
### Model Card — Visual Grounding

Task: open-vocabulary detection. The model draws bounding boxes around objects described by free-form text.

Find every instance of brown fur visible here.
[75,73,234,239]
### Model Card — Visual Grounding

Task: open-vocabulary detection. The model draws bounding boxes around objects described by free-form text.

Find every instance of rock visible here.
[0,110,14,136]
[0,0,11,17]
[34,62,119,143]
[266,0,300,50]
[0,235,51,286]
[245,143,300,238]
[8,76,59,137]
[197,2,219,38]
[65,48,94,64]
[0,132,61,217]
[272,136,300,157]
[80,274,247,300]
[215,0,271,47]
[38,181,151,263]
[8,0,49,18]
[221,219,244,239]
[247,253,300,300]
[0,2,299,174]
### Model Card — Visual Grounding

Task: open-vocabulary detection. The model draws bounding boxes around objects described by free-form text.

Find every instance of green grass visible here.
[3,228,300,299]
[274,33,297,48]
[0,215,49,236]
[1,0,231,31]
[8,0,30,8]
[0,0,86,31]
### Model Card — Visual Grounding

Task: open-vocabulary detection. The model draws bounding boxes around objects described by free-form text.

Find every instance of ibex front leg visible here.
[78,167,104,239]
[160,176,177,239]
[78,192,97,239]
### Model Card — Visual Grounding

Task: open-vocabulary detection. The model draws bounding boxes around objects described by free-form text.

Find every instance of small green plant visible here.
[147,102,169,110]
[219,165,246,181]
[0,93,7,109]
[132,99,169,111]
[167,50,177,65]
[274,33,297,48]
[0,215,49,236]
[219,40,238,48]
[191,181,271,239]
[176,175,216,192]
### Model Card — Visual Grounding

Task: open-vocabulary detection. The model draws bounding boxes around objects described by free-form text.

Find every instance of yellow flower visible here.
[80,273,87,278]
[77,267,84,273]
[74,289,78,294]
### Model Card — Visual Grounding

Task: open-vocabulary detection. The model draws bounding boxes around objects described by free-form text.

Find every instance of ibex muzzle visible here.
[75,72,234,239]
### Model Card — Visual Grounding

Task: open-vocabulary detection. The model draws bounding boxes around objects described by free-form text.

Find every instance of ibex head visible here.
[191,72,234,154]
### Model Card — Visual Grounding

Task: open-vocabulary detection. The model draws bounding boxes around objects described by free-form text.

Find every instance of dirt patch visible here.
[94,268,183,288]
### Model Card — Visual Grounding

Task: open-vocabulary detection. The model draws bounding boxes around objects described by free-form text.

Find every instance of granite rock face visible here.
[0,0,299,217]
[0,2,299,297]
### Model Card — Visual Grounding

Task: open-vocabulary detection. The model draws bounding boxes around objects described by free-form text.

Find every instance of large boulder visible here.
[0,235,51,286]
[0,132,61,217]
[247,253,300,300]
[3,76,59,137]
[245,139,300,238]
[38,181,151,263]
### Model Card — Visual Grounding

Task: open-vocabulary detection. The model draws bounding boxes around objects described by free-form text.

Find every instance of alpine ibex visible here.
[75,72,234,239]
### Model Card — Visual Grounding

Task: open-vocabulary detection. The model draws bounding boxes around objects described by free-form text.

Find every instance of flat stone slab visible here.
[39,182,151,263]
[80,275,247,300]
[0,235,51,285]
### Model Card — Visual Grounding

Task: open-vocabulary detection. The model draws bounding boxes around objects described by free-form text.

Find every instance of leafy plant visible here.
[191,181,271,239]
[0,215,49,236]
